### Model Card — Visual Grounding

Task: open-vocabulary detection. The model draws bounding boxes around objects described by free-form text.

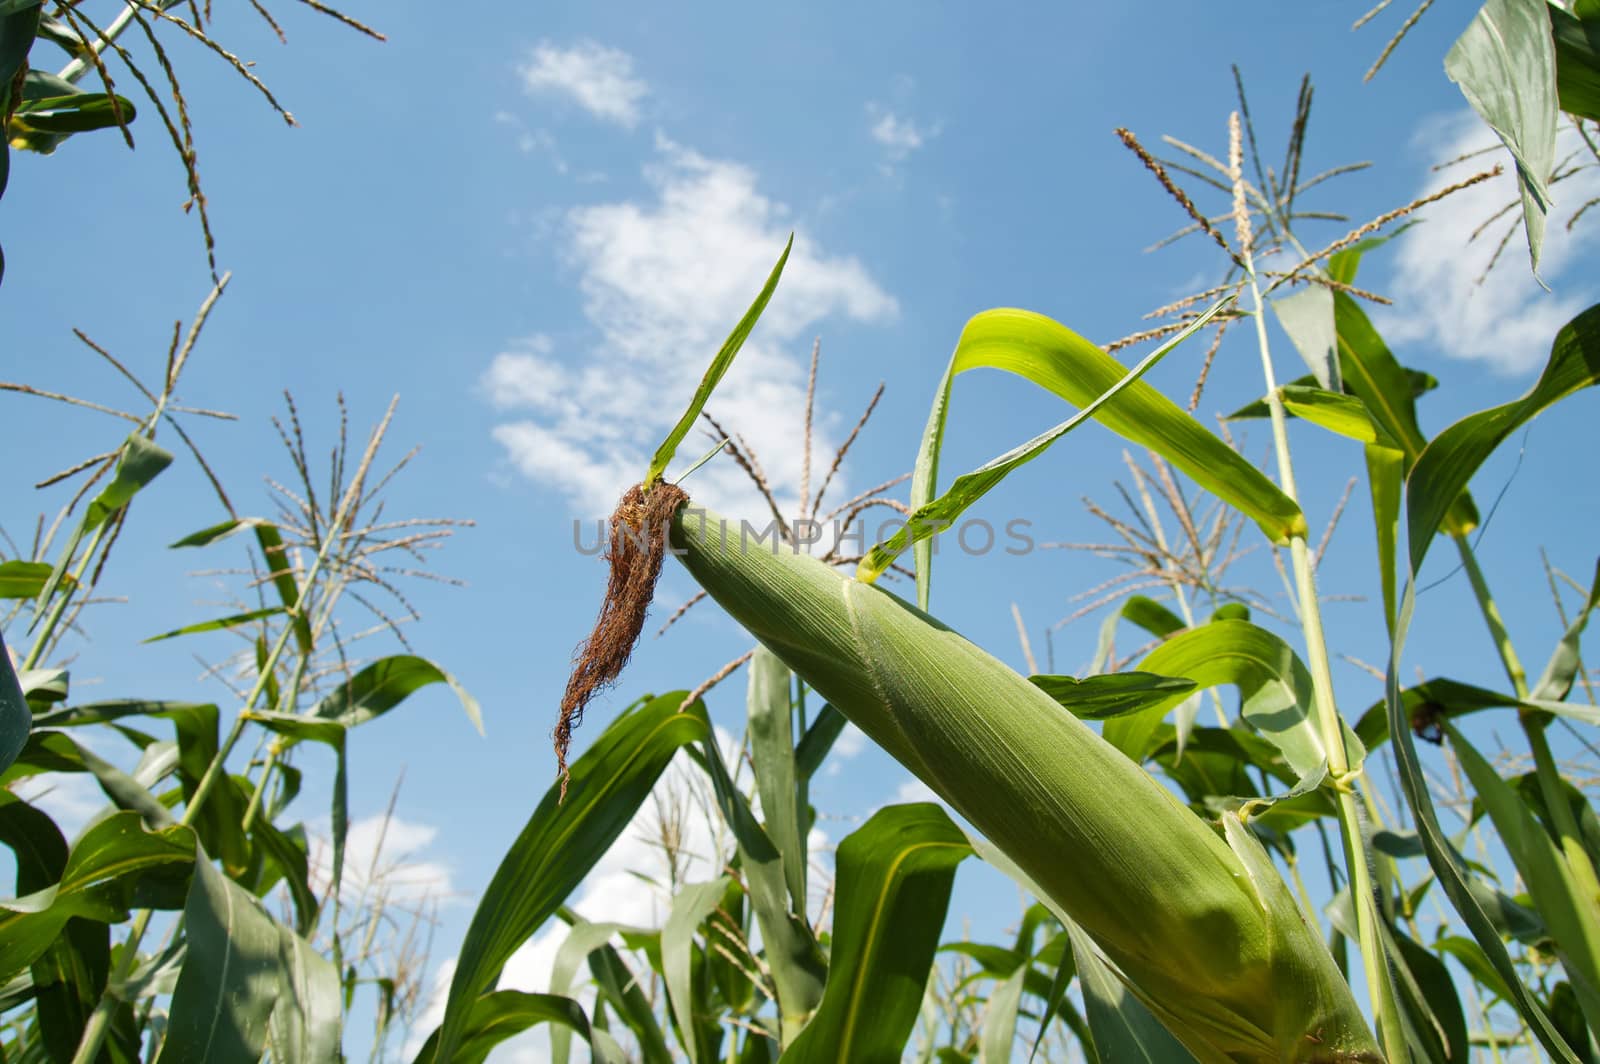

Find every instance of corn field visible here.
[4,1,1600,1061]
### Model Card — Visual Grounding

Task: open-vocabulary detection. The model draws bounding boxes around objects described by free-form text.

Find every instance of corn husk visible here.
[671,502,1381,1063]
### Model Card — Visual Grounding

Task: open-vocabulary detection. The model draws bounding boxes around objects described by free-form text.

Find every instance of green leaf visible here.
[977,963,1028,1064]
[170,518,313,652]
[647,235,792,483]
[689,723,825,1042]
[1366,442,1404,636]
[1271,285,1340,391]
[1551,5,1600,122]
[1277,385,1399,447]
[420,693,707,1063]
[1106,618,1360,777]
[861,299,1262,587]
[1120,596,1186,638]
[1064,919,1194,1063]
[663,878,730,1064]
[142,606,284,643]
[0,560,67,599]
[1407,302,1600,572]
[1388,927,1471,1064]
[0,812,195,981]
[1353,677,1521,750]
[748,648,806,913]
[794,703,847,781]
[1532,558,1600,701]
[268,918,343,1064]
[1384,582,1582,1061]
[154,855,285,1064]
[1446,0,1558,274]
[0,629,29,775]
[240,712,349,910]
[410,991,624,1064]
[11,91,135,134]
[587,932,672,1063]
[310,654,483,736]
[1027,672,1197,720]
[1447,721,1600,1035]
[899,300,1298,608]
[782,804,973,1064]
[34,434,173,622]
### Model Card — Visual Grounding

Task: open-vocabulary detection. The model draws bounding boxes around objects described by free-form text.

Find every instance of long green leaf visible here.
[647,235,793,483]
[1384,582,1581,1061]
[421,693,707,1063]
[142,606,284,643]
[34,434,173,622]
[1104,619,1359,776]
[0,629,28,775]
[978,963,1028,1064]
[1532,558,1600,701]
[0,813,194,981]
[782,804,972,1064]
[154,854,284,1063]
[1027,672,1197,721]
[747,648,806,914]
[663,878,731,1064]
[1065,919,1194,1064]
[1448,721,1600,1034]
[269,919,343,1064]
[1407,302,1600,572]
[689,723,826,1042]
[310,653,483,735]
[861,299,1236,584]
[899,300,1299,607]
[1446,0,1558,273]
[1551,4,1600,121]
[410,990,624,1064]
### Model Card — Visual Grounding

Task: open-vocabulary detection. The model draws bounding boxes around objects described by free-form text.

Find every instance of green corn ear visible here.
[671,502,1381,1064]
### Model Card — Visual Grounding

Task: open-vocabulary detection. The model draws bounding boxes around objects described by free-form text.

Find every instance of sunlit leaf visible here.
[419,693,707,1063]
[1446,0,1558,273]
[783,804,972,1063]
[647,236,792,483]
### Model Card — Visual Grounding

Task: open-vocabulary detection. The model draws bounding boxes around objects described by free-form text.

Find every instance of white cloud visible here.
[1378,110,1600,373]
[309,813,456,907]
[893,777,941,806]
[485,135,898,517]
[867,104,939,172]
[520,40,649,128]
[824,723,867,776]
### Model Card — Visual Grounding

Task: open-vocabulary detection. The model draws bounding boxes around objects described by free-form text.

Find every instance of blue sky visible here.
[4,1,1600,1058]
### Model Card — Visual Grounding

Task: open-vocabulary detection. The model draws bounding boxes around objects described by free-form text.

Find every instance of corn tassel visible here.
[670,500,1381,1064]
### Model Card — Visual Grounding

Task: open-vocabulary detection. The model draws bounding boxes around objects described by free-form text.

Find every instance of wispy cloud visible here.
[1378,110,1600,374]
[519,40,649,128]
[310,813,457,907]
[867,103,939,173]
[484,134,897,517]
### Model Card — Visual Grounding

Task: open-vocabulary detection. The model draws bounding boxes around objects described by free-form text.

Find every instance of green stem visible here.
[22,525,108,672]
[1243,265,1407,1061]
[68,909,152,1064]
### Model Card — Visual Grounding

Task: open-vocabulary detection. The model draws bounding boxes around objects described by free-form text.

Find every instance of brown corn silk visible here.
[553,481,688,798]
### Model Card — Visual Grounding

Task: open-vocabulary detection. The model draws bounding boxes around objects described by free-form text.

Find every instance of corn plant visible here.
[423,34,1600,1053]
[0,285,479,1061]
